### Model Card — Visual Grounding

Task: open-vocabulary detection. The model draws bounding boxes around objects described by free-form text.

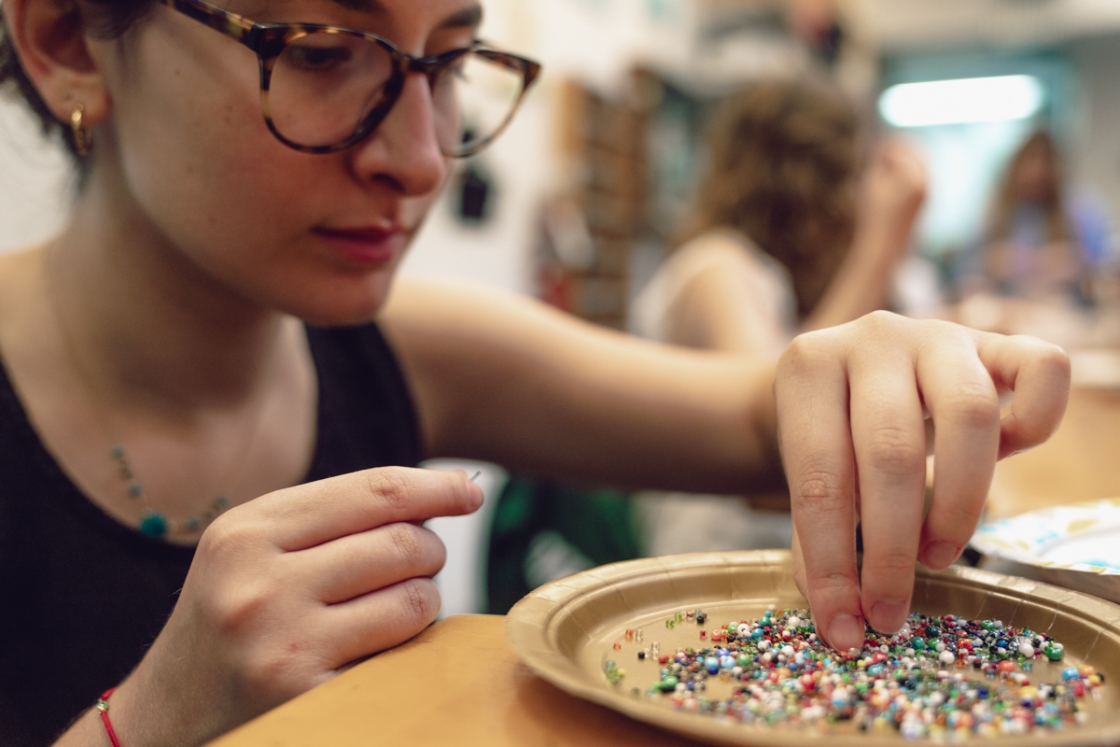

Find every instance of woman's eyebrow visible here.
[438,5,483,30]
[325,0,483,30]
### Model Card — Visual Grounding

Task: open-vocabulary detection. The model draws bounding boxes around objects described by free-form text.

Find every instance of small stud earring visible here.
[69,103,93,157]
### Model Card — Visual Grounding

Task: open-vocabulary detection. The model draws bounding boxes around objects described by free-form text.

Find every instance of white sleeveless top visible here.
[630,230,797,356]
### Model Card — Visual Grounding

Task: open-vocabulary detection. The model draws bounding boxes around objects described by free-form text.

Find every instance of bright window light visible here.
[879,75,1045,128]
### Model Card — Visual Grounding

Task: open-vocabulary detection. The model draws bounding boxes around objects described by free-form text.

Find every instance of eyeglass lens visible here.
[267,32,529,156]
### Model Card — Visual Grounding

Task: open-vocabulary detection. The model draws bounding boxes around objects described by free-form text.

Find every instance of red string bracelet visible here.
[95,688,122,747]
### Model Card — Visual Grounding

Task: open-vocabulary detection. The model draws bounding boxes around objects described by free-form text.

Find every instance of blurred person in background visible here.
[631,78,927,555]
[958,130,1113,308]
[950,131,1119,349]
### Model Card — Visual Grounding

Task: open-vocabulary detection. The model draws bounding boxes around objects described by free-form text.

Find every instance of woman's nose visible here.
[350,72,448,196]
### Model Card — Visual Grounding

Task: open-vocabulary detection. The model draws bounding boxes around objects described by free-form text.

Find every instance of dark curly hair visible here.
[681,78,861,320]
[0,0,154,165]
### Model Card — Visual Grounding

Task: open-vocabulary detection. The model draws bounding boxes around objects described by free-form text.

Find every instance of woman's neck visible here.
[49,168,295,416]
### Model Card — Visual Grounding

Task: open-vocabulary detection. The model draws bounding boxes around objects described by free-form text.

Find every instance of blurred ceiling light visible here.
[879,75,1045,128]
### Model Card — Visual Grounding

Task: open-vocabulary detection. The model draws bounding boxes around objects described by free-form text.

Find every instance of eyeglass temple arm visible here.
[162,0,259,48]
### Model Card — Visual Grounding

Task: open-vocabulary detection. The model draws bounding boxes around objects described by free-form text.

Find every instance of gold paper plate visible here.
[506,550,1120,746]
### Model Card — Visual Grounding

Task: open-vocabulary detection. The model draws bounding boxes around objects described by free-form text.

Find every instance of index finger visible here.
[258,466,483,551]
[776,333,864,653]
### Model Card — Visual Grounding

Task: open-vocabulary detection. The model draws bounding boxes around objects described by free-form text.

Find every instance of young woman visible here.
[962,130,1106,305]
[0,0,1069,745]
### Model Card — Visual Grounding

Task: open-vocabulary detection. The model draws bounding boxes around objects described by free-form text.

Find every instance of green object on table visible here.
[485,476,644,614]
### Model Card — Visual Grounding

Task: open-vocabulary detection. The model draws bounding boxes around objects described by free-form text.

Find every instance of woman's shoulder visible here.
[631,229,791,339]
[0,245,49,351]
[0,243,44,294]
[673,230,789,281]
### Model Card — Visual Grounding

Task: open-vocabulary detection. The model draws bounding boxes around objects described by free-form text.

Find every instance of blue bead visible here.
[140,513,168,538]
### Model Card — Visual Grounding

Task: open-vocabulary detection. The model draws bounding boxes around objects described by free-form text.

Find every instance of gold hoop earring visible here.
[70,104,93,157]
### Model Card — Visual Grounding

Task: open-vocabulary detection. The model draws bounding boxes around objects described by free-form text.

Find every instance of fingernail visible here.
[468,480,484,509]
[869,600,908,633]
[827,614,864,652]
[923,541,960,569]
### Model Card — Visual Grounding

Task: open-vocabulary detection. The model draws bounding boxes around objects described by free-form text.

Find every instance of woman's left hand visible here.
[774,311,1069,652]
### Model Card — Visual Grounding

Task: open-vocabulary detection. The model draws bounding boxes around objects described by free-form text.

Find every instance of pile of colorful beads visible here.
[603,608,1104,739]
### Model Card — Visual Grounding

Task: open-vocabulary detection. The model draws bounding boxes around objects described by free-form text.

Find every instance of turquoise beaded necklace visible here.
[109,444,230,538]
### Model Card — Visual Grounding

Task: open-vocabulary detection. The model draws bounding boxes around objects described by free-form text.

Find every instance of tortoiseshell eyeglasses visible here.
[163,0,542,157]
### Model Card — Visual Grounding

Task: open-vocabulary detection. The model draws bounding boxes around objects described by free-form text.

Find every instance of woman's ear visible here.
[2,0,110,126]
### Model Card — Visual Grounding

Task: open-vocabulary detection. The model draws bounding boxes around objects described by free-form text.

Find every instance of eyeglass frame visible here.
[161,0,543,156]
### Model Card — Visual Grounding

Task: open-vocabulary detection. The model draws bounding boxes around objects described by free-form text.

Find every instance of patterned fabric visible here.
[0,323,420,747]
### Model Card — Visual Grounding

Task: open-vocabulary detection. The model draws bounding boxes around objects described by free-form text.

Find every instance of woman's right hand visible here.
[99,467,482,747]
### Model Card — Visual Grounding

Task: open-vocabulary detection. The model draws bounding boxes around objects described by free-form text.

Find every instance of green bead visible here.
[128,481,143,498]
[139,513,168,538]
[110,445,125,459]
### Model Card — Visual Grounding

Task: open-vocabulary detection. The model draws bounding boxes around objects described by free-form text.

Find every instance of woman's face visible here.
[90,0,481,323]
[1015,146,1057,205]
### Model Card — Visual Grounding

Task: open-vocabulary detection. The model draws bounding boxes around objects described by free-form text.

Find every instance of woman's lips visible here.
[313,225,407,265]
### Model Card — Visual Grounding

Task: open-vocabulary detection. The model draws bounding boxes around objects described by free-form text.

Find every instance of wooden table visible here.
[987,383,1120,519]
[208,615,705,747]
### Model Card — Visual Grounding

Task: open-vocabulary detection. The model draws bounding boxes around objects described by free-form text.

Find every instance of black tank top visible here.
[0,323,421,746]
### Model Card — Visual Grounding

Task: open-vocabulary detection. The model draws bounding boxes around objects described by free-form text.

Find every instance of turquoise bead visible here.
[140,513,169,538]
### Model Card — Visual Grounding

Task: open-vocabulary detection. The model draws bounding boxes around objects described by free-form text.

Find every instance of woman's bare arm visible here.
[381,277,785,494]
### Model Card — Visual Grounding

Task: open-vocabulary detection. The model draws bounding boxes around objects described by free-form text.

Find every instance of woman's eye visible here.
[286,43,353,71]
[446,56,468,80]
